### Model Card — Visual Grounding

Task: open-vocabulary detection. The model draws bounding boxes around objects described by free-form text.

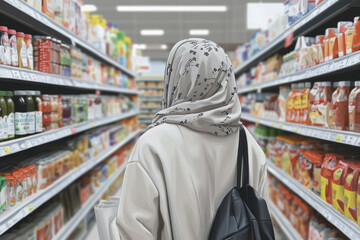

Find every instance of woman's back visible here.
[113,123,269,240]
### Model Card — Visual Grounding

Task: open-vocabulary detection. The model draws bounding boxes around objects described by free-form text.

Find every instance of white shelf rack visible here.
[267,161,360,240]
[238,50,360,95]
[139,96,162,102]
[1,0,136,78]
[241,113,360,147]
[0,111,139,157]
[136,78,163,82]
[0,130,140,235]
[269,202,302,240]
[54,162,127,240]
[234,0,355,76]
[0,65,138,95]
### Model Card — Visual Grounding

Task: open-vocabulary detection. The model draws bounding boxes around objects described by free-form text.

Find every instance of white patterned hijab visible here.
[148,38,241,136]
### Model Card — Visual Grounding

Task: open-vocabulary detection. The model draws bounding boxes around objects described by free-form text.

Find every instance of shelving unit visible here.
[234,0,357,77]
[0,111,139,157]
[269,202,302,240]
[267,161,360,240]
[241,113,360,147]
[54,163,127,240]
[0,130,140,235]
[0,0,136,78]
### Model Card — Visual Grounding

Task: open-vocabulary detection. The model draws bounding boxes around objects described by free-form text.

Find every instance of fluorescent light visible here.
[81,4,97,12]
[133,44,168,50]
[189,29,209,36]
[116,5,227,12]
[134,44,147,50]
[247,3,284,30]
[161,44,168,50]
[141,29,164,36]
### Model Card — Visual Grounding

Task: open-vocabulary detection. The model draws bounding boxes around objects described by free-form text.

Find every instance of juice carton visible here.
[332,160,351,214]
[344,165,359,222]
[345,17,360,55]
[321,153,342,204]
[337,22,353,57]
[324,28,338,62]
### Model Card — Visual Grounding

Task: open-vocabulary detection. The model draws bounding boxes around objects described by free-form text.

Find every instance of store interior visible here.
[0,0,360,239]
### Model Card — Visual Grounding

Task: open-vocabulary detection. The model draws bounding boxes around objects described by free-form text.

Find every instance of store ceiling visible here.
[84,0,282,59]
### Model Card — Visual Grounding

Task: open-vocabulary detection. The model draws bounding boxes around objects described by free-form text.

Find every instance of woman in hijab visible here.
[110,39,269,239]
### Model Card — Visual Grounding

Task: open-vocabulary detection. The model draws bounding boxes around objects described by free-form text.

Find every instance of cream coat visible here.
[110,123,269,240]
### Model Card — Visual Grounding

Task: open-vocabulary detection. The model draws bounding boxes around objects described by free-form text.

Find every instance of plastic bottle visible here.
[0,91,7,142]
[17,32,28,69]
[7,29,18,67]
[5,91,14,139]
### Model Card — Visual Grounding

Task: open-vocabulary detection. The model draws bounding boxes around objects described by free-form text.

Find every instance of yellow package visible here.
[344,170,359,222]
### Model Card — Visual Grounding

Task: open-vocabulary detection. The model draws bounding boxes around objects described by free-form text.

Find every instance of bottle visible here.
[25,34,33,70]
[0,26,11,66]
[7,29,18,67]
[26,91,35,135]
[5,91,14,139]
[0,91,7,141]
[34,91,43,133]
[17,32,28,69]
[14,91,27,137]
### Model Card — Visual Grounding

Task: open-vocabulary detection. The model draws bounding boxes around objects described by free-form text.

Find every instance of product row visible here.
[21,0,133,69]
[0,117,138,214]
[233,0,326,68]
[136,81,164,89]
[268,175,348,240]
[253,125,360,226]
[241,80,360,132]
[0,27,136,88]
[140,102,161,109]
[139,89,163,97]
[236,16,360,88]
[0,141,133,240]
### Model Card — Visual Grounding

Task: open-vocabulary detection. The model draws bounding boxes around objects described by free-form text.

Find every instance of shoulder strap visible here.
[237,124,249,188]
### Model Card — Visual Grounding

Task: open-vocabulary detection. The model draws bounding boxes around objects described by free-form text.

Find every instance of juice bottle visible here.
[17,32,28,69]
[0,91,7,141]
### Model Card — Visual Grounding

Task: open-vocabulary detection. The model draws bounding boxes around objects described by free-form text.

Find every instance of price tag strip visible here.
[241,114,360,147]
[267,161,360,240]
[0,130,140,235]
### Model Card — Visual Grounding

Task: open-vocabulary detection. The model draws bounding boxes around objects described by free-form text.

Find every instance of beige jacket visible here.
[110,123,269,240]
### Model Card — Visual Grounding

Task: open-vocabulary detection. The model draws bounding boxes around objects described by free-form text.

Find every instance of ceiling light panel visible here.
[116,6,227,12]
[141,29,164,36]
[81,4,97,12]
[189,29,209,36]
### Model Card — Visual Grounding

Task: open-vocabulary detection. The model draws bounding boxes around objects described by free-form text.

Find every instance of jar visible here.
[25,34,33,70]
[41,94,51,113]
[8,29,18,67]
[5,91,14,139]
[37,160,48,190]
[50,95,59,112]
[34,91,43,133]
[62,96,71,126]
[14,91,27,136]
[12,172,23,202]
[17,32,28,68]
[20,168,32,197]
[6,176,16,208]
[43,113,51,131]
[25,91,35,135]
[0,26,11,65]
[0,91,8,141]
[58,95,62,128]
[26,165,37,194]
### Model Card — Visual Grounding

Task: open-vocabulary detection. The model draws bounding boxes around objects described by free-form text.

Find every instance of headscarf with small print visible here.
[148,38,241,136]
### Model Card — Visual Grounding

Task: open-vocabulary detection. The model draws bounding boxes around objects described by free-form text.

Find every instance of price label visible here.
[28,204,34,212]
[335,134,343,142]
[29,73,38,82]
[347,136,358,146]
[337,59,348,70]
[347,53,360,67]
[70,128,77,134]
[255,120,260,126]
[90,122,96,128]
[4,146,11,154]
[37,75,46,83]
[10,144,20,153]
[285,29,294,48]
[20,71,30,80]
[11,70,21,79]
[271,123,276,128]
[294,127,299,133]
[0,148,5,157]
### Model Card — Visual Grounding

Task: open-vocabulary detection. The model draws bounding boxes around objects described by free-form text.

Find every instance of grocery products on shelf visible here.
[236,16,360,89]
[252,124,360,227]
[240,80,360,133]
[0,91,136,142]
[20,0,133,70]
[0,140,134,240]
[268,174,349,239]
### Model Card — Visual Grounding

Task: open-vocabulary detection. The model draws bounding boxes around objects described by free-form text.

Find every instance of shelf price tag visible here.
[279,124,283,129]
[4,146,11,154]
[335,134,344,142]
[284,29,294,48]
[90,122,96,128]
[255,120,260,126]
[294,127,300,133]
[28,204,34,212]
[271,123,276,128]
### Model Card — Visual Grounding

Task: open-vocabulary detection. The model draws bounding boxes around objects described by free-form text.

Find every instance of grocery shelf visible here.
[269,202,302,240]
[139,96,162,102]
[241,113,360,147]
[138,87,164,90]
[0,65,138,95]
[0,130,140,235]
[0,111,139,157]
[136,78,163,82]
[267,161,360,240]
[237,50,360,95]
[0,0,136,78]
[54,162,127,240]
[234,0,355,76]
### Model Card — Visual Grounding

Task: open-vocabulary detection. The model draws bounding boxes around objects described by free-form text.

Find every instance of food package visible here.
[337,22,353,57]
[332,160,350,214]
[345,17,360,55]
[321,153,342,204]
[349,81,360,132]
[344,166,359,222]
[325,28,338,62]
[328,81,350,130]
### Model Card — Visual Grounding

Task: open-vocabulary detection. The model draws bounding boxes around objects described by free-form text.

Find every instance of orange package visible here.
[321,153,342,204]
[344,164,360,222]
[349,81,360,133]
[311,36,325,66]
[326,28,339,62]
[287,84,298,123]
[329,81,350,130]
[357,174,360,226]
[338,22,353,57]
[332,160,351,214]
[345,17,360,55]
[302,150,324,194]
[299,202,312,240]
[294,83,304,123]
[300,82,311,125]
[42,0,55,19]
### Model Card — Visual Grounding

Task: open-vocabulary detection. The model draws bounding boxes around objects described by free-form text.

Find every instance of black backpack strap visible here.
[237,124,249,188]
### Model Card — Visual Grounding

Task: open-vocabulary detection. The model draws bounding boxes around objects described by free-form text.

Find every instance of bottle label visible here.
[21,40,28,67]
[27,44,33,70]
[2,115,7,140]
[0,116,3,140]
[35,111,43,133]
[15,112,27,135]
[9,35,18,66]
[26,111,35,134]
[7,112,14,138]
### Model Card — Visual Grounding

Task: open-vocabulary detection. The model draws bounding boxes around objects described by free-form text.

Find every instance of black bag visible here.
[209,125,275,240]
